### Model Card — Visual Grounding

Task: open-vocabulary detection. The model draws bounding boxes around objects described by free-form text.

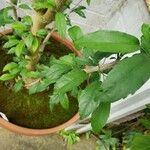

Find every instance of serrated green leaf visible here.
[0,73,15,81]
[32,0,55,9]
[21,16,32,26]
[18,3,31,10]
[24,34,34,48]
[0,7,14,26]
[31,37,39,53]
[3,39,19,49]
[55,12,67,38]
[60,94,69,110]
[54,69,88,95]
[73,6,86,18]
[75,30,140,53]
[37,29,47,38]
[14,80,23,92]
[91,102,111,133]
[68,26,83,41]
[3,62,18,72]
[101,54,150,102]
[79,81,101,119]
[12,22,27,32]
[15,41,25,57]
[131,135,150,150]
[49,93,68,110]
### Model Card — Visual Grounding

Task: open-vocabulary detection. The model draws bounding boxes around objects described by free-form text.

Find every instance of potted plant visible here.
[0,0,150,136]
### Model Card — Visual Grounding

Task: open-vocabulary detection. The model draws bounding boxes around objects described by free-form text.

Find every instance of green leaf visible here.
[15,41,25,57]
[139,119,150,130]
[49,93,69,110]
[141,36,150,56]
[101,54,150,102]
[60,94,69,110]
[54,69,88,95]
[75,30,140,53]
[141,23,150,41]
[24,34,34,48]
[42,63,72,83]
[3,39,19,49]
[79,81,101,119]
[131,135,150,150]
[37,29,47,38]
[3,62,18,72]
[0,73,15,81]
[73,6,86,18]
[21,16,32,26]
[3,39,19,48]
[29,63,72,95]
[0,7,14,26]
[12,22,27,32]
[68,26,83,41]
[91,102,111,133]
[86,0,91,5]
[18,3,31,10]
[31,37,39,53]
[13,80,23,92]
[55,12,67,38]
[33,0,55,9]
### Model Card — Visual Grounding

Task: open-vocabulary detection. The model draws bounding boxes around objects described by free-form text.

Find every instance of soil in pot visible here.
[0,38,78,129]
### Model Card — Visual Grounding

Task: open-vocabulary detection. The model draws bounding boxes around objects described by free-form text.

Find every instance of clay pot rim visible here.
[0,29,80,136]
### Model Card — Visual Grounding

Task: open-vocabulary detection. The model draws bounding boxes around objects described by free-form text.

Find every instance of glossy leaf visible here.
[79,81,102,119]
[3,39,19,49]
[91,102,111,133]
[55,12,67,38]
[15,41,25,57]
[0,73,15,81]
[101,54,150,102]
[31,37,39,53]
[75,30,140,53]
[68,26,83,42]
[3,62,18,72]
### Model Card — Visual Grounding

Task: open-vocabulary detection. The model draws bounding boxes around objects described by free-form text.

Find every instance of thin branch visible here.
[39,28,55,52]
[83,60,118,74]
[4,0,18,20]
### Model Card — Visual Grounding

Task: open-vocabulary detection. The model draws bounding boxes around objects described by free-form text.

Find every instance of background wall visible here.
[0,0,150,36]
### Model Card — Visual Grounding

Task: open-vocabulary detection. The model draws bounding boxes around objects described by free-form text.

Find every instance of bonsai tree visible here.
[0,0,150,133]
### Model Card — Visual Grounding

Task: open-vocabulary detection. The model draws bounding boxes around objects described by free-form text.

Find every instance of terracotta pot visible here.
[0,29,80,136]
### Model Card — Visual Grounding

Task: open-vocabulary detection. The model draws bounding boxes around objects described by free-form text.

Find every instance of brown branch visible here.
[83,61,118,74]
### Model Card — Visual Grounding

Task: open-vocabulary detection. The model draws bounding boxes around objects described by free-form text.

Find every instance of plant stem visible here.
[39,28,55,52]
[4,0,18,20]
[83,60,118,74]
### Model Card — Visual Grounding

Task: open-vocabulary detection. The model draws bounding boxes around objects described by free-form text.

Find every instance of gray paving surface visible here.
[0,128,96,150]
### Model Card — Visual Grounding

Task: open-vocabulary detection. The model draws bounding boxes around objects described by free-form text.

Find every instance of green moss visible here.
[0,38,78,129]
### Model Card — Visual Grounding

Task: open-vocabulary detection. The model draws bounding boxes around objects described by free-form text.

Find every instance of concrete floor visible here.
[0,128,97,150]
